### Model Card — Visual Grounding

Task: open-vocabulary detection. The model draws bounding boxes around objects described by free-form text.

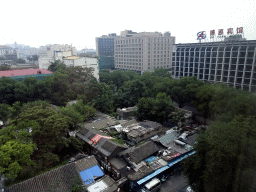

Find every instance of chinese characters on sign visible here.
[210,30,215,39]
[237,27,243,34]
[218,29,223,35]
[198,27,243,41]
[227,28,233,35]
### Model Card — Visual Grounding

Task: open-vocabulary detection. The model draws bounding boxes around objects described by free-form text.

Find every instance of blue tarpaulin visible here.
[144,156,156,163]
[79,165,104,185]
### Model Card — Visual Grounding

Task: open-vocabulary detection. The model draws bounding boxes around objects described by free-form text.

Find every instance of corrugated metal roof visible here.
[157,132,179,147]
[137,150,196,185]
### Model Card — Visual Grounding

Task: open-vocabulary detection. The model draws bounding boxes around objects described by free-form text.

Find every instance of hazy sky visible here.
[1,0,255,50]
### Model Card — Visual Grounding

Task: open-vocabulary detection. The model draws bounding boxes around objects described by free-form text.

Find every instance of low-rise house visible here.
[86,175,118,192]
[112,120,162,145]
[111,141,168,191]
[5,155,118,192]
[116,106,137,120]
[76,127,128,189]
[83,111,118,130]
[108,130,199,191]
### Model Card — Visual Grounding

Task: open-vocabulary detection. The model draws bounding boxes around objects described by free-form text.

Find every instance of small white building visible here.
[85,57,99,81]
[38,44,77,69]
[63,56,99,81]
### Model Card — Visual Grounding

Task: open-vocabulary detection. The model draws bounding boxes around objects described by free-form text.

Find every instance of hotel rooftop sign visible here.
[197,27,244,42]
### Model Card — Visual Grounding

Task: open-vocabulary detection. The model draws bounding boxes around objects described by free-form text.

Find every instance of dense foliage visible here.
[1,66,256,190]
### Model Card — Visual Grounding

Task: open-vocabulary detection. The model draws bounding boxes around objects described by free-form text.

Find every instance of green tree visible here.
[151,77,174,97]
[0,77,17,105]
[59,100,96,130]
[209,83,237,117]
[45,66,97,105]
[92,83,115,114]
[171,76,204,108]
[0,65,11,71]
[16,58,25,64]
[32,55,39,61]
[59,107,84,130]
[169,110,186,126]
[44,71,73,106]
[71,100,96,121]
[115,79,146,108]
[0,140,36,178]
[192,84,216,118]
[0,120,37,146]
[151,68,172,78]
[135,97,155,121]
[14,78,41,104]
[136,93,174,124]
[0,103,10,125]
[47,60,66,72]
[99,70,138,90]
[8,101,22,119]
[183,116,256,192]
[17,102,73,168]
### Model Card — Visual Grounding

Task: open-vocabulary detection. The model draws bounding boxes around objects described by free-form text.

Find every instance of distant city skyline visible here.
[1,0,255,50]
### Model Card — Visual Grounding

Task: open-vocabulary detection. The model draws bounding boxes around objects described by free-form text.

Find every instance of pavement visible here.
[160,171,189,192]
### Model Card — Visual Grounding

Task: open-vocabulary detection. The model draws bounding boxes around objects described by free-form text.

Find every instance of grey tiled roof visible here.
[101,140,118,153]
[122,141,159,163]
[5,156,98,192]
[77,128,127,158]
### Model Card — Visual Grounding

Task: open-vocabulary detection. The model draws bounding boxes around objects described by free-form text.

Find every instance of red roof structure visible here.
[0,69,52,78]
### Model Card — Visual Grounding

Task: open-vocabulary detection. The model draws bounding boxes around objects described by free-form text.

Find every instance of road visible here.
[160,171,189,192]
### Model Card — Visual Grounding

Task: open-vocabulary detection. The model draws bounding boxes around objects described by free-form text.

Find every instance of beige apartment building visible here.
[114,30,175,74]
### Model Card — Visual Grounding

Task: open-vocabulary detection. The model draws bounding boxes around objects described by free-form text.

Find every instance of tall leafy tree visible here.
[0,121,38,178]
[136,93,174,124]
[192,84,216,118]
[0,140,36,178]
[183,116,256,192]
[115,79,146,108]
[0,77,17,105]
[0,65,11,71]
[171,76,204,108]
[47,60,66,72]
[151,68,172,78]
[59,100,96,130]
[0,103,10,125]
[17,102,73,168]
[92,83,115,114]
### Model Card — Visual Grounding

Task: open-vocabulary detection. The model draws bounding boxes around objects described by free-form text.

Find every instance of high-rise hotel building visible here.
[172,37,256,92]
[114,30,175,74]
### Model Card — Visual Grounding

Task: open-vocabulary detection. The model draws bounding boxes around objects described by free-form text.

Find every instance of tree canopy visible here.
[135,92,174,124]
[183,116,256,192]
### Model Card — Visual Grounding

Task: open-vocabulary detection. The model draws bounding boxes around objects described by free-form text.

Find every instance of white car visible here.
[186,186,194,192]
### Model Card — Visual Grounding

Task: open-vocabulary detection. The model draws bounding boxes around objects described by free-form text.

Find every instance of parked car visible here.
[186,186,194,192]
